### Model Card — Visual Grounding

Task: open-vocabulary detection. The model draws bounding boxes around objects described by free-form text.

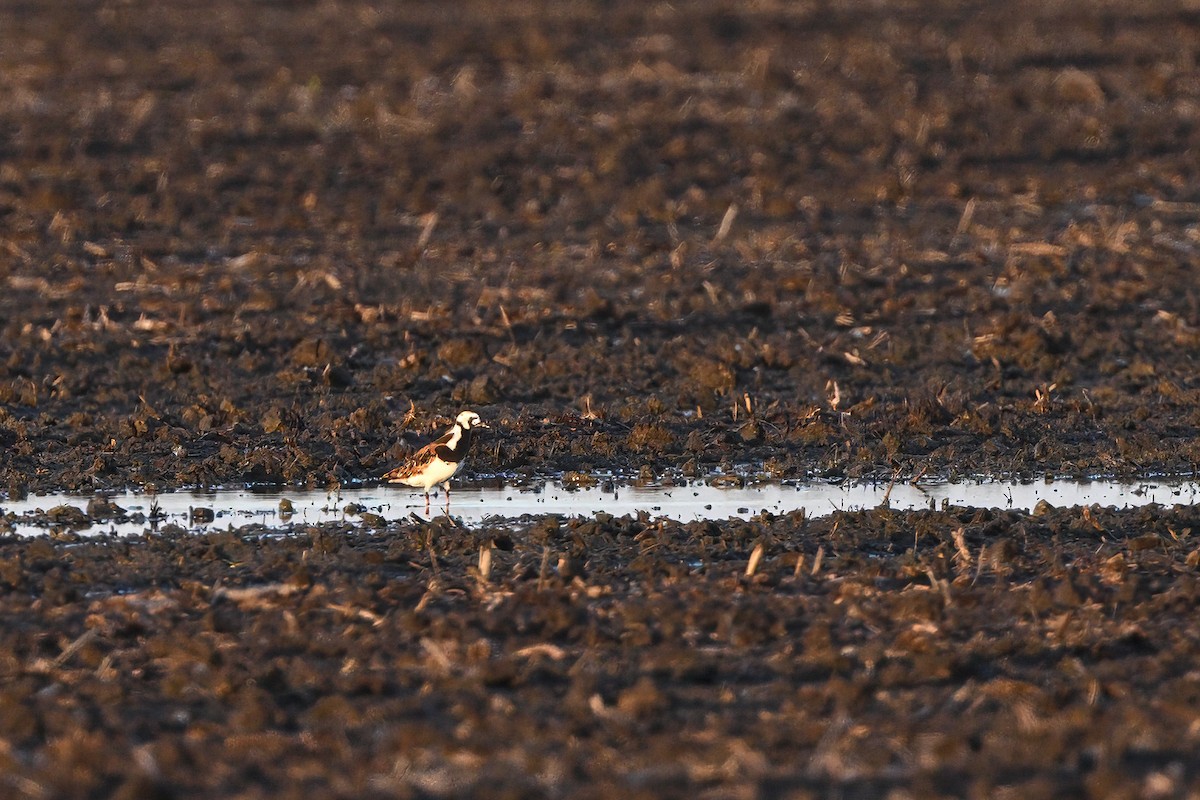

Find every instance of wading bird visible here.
[383,410,486,514]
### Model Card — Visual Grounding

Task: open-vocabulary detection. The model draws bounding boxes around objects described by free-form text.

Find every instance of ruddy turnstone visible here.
[383,410,486,513]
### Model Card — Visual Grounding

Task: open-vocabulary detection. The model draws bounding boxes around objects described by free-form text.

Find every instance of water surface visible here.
[2,476,1197,537]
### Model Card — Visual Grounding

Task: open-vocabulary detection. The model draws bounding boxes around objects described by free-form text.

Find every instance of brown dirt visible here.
[6,505,1200,798]
[3,0,1200,797]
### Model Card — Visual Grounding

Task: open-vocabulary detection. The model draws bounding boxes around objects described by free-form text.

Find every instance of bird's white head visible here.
[456,410,485,430]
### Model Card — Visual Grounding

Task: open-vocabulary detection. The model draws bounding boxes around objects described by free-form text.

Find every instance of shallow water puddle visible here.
[2,477,1199,537]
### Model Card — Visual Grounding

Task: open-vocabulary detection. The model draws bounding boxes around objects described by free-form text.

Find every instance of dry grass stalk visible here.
[213,583,303,607]
[881,473,898,505]
[826,380,841,411]
[951,527,972,573]
[414,579,440,613]
[499,304,516,343]
[416,211,439,249]
[745,542,764,577]
[1080,505,1104,532]
[1033,383,1056,413]
[54,629,99,667]
[514,643,568,660]
[420,637,453,672]
[328,604,384,626]
[713,203,738,243]
[478,543,492,582]
[926,566,952,604]
[580,394,599,420]
[811,545,825,576]
[1010,241,1067,257]
[956,197,976,236]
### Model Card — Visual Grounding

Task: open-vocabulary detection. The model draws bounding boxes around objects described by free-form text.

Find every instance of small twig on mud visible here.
[537,545,551,590]
[811,545,825,576]
[793,554,805,578]
[910,464,929,486]
[426,534,441,578]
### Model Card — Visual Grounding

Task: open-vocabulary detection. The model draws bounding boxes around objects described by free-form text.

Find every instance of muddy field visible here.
[2,504,1200,799]
[3,0,1200,796]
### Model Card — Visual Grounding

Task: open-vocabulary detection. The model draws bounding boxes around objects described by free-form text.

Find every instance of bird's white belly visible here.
[398,458,461,491]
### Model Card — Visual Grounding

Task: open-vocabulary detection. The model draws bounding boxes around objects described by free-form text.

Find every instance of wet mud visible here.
[3,0,1200,796]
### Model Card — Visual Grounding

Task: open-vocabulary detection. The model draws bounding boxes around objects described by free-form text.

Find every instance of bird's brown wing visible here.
[383,430,453,482]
